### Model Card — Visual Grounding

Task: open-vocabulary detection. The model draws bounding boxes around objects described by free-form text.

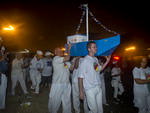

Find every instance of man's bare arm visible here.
[78,78,84,100]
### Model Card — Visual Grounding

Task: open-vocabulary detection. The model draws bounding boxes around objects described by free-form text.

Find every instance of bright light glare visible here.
[113,56,120,60]
[61,48,66,51]
[125,46,136,51]
[147,48,150,51]
[3,25,15,31]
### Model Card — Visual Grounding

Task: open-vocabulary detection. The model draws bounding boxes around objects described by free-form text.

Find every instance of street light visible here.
[3,25,15,31]
[61,48,66,51]
[125,46,136,51]
[147,48,150,51]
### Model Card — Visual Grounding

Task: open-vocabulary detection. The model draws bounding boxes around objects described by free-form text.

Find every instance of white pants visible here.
[85,86,103,113]
[23,68,30,82]
[11,71,28,95]
[30,70,41,93]
[111,79,124,98]
[0,74,7,109]
[48,83,72,113]
[72,82,89,113]
[134,88,150,113]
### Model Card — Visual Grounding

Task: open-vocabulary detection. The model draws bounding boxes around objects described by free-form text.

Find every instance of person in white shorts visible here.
[78,41,111,113]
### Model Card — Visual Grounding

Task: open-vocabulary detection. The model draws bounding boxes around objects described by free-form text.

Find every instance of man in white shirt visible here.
[48,47,72,113]
[11,53,28,95]
[30,50,44,94]
[133,57,150,113]
[71,57,89,113]
[41,51,52,88]
[78,41,111,113]
[111,62,124,101]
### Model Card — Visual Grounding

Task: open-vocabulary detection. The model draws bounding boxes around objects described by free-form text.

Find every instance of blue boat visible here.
[70,35,120,56]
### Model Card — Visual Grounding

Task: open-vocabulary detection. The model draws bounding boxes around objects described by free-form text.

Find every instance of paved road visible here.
[0,85,138,113]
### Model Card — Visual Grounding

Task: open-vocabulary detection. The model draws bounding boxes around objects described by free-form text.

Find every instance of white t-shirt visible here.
[111,67,121,81]
[52,56,71,84]
[11,58,24,75]
[30,56,44,74]
[42,58,52,76]
[100,72,104,81]
[78,55,102,90]
[133,67,149,93]
[72,58,84,83]
[142,67,150,76]
[72,69,78,83]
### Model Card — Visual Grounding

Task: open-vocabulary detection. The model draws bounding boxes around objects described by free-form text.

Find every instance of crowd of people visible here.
[0,37,150,113]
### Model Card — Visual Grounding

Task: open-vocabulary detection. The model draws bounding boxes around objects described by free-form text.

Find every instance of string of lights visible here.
[75,5,119,35]
[89,10,119,35]
[75,11,85,34]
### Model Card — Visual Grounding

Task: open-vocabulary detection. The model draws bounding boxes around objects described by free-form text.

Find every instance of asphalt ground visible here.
[0,83,138,113]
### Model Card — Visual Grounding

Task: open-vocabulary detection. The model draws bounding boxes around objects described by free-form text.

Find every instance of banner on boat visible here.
[67,34,88,44]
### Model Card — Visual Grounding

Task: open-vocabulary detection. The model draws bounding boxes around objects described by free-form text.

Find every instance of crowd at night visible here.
[0,1,150,113]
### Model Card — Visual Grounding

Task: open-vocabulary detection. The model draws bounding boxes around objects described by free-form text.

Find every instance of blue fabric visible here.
[0,60,8,74]
[0,60,8,85]
[70,35,120,56]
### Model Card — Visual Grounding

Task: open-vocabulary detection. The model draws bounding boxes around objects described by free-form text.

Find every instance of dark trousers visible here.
[40,76,51,87]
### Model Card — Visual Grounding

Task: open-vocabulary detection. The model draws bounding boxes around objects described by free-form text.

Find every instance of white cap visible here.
[24,49,29,53]
[36,50,43,55]
[18,51,26,53]
[45,51,52,56]
[18,49,29,54]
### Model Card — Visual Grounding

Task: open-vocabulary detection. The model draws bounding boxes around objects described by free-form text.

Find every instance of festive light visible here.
[75,5,119,35]
[76,11,85,34]
[88,10,119,35]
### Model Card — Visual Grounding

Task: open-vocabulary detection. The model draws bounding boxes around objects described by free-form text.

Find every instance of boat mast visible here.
[83,4,89,41]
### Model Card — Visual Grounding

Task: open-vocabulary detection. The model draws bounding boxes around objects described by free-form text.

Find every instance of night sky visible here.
[0,1,150,53]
